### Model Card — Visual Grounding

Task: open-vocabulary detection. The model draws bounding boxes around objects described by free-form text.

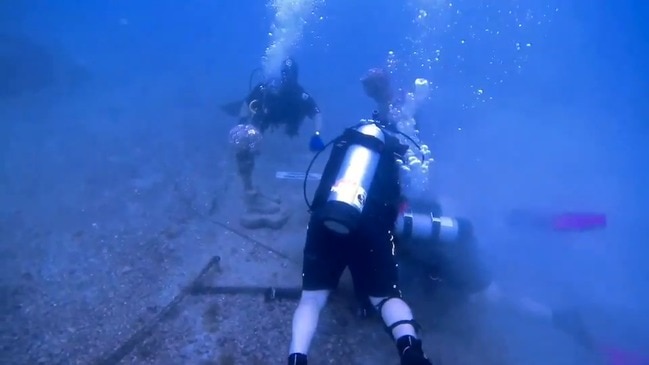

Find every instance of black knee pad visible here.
[375,297,422,337]
[386,319,422,337]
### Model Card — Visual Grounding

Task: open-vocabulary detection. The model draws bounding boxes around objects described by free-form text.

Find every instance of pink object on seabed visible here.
[602,347,649,365]
[551,213,607,231]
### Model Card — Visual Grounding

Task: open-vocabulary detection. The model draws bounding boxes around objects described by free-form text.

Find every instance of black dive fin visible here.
[220,100,243,117]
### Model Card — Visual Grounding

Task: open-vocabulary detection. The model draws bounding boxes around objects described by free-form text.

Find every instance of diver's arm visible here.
[312,112,323,134]
[302,92,322,134]
[238,101,251,123]
[239,84,264,123]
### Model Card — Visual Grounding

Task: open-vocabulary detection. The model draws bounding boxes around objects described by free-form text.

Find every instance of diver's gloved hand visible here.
[309,132,325,152]
[552,308,594,349]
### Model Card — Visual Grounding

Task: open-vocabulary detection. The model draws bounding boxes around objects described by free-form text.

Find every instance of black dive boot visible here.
[287,353,307,365]
[396,335,433,365]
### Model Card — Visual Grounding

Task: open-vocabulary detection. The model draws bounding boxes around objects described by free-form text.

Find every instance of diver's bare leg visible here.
[235,149,255,193]
[289,290,330,355]
[235,148,281,216]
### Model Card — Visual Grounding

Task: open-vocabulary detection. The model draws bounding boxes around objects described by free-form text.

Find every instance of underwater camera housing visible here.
[394,208,474,246]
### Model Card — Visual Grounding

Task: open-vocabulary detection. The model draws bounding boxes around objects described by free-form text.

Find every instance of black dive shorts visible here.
[301,217,401,299]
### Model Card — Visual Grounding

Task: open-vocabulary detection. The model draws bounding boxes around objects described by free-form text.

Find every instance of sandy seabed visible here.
[0,82,595,365]
[0,131,509,365]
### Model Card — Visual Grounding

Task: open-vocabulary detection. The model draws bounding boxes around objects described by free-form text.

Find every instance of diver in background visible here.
[224,57,325,225]
[240,57,323,138]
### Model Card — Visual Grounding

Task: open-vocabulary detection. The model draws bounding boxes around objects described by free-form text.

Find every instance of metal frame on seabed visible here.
[92,254,303,365]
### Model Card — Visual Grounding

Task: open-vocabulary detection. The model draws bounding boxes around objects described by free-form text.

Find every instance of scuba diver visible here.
[283,68,593,364]
[359,66,490,308]
[223,57,324,229]
[396,200,598,353]
[286,94,432,364]
[360,67,596,353]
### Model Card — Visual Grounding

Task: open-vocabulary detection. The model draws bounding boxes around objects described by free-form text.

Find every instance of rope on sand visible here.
[206,216,299,265]
[174,178,299,265]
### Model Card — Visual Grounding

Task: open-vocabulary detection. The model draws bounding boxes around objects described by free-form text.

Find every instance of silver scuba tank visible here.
[321,122,386,235]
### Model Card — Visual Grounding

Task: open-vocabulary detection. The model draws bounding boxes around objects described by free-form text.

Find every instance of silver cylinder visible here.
[395,210,461,244]
[322,123,385,234]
